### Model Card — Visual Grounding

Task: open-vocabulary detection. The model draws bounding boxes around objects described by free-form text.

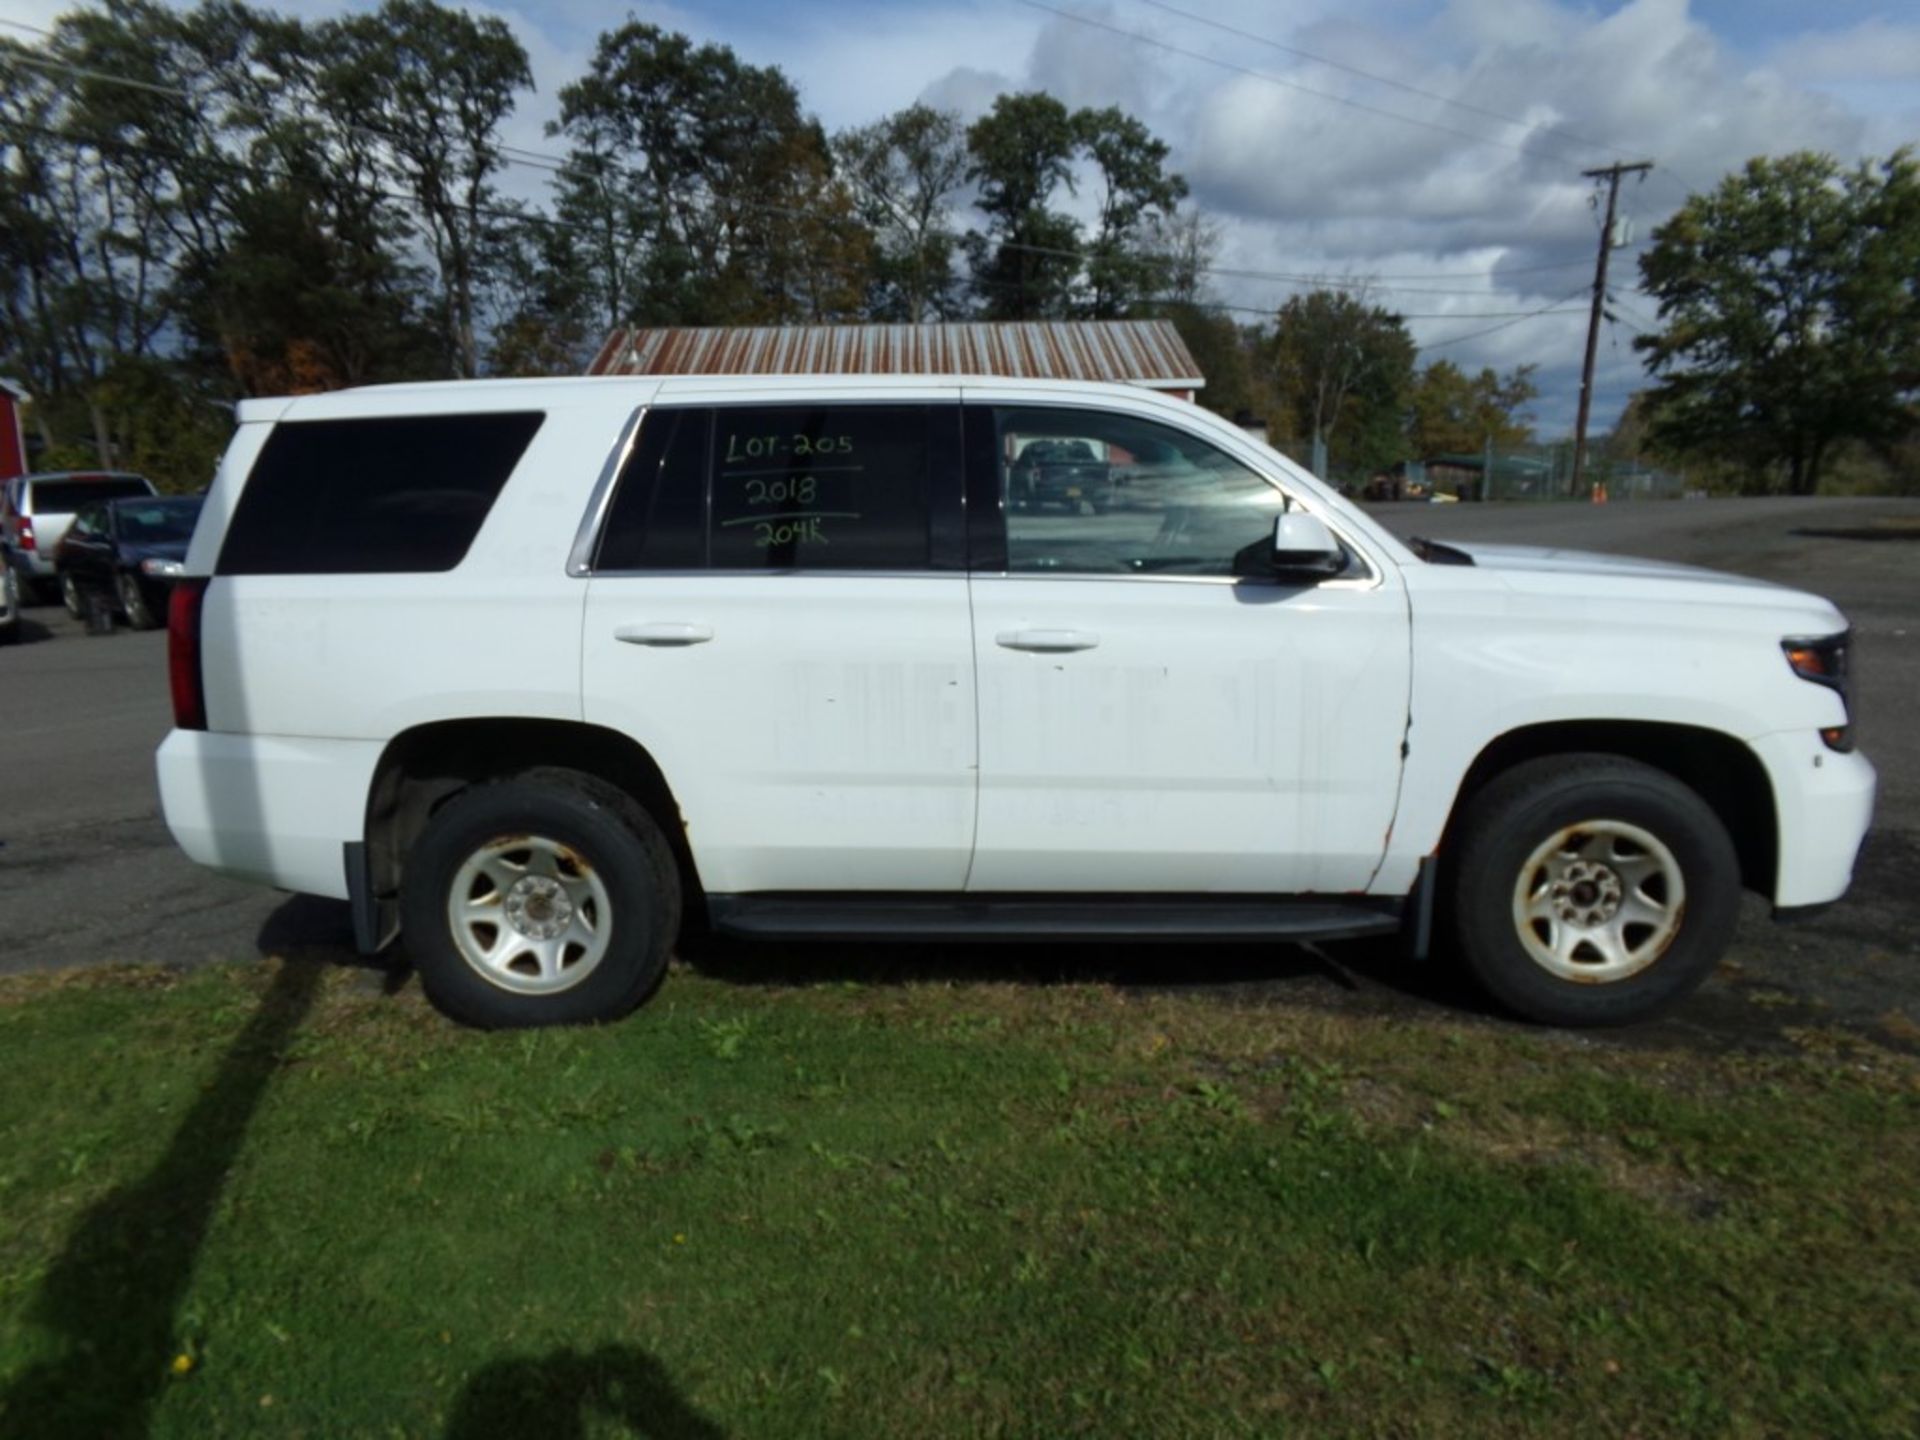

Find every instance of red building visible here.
[0,379,27,482]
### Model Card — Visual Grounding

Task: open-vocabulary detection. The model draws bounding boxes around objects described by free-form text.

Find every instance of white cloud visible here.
[1776,17,1920,84]
[906,0,1888,431]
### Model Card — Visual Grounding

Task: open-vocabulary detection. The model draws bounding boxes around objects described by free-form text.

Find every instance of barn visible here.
[586,320,1206,401]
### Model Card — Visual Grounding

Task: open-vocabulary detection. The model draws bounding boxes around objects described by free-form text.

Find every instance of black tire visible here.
[400,770,681,1028]
[1449,754,1741,1026]
[117,572,158,630]
[59,571,84,619]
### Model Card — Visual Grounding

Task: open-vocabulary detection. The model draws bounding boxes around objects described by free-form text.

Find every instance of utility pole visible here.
[1570,160,1652,499]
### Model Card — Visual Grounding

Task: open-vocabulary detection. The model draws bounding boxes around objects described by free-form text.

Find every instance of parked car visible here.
[156,376,1874,1032]
[1009,438,1116,513]
[53,493,204,630]
[2,470,158,605]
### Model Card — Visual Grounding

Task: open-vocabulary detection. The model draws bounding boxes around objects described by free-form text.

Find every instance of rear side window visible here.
[218,412,543,575]
[30,477,153,512]
[595,404,950,572]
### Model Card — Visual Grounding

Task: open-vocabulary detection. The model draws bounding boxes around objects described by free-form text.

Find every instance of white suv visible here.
[156,376,1875,1029]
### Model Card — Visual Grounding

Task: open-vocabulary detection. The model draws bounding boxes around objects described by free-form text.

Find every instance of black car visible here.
[53,494,204,630]
[1008,439,1117,513]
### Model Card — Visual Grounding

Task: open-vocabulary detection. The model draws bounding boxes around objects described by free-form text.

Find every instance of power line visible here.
[1415,287,1592,350]
[1019,0,1580,161]
[1128,0,1625,166]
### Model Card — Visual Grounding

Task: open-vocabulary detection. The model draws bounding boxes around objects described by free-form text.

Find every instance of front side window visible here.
[996,407,1290,578]
[596,404,944,572]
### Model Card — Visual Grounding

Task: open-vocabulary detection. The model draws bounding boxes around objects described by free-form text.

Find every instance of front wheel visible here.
[401,771,681,1028]
[117,572,158,629]
[1449,755,1741,1026]
[60,571,85,619]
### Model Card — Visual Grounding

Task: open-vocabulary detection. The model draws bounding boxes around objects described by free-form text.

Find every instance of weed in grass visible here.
[696,1016,753,1060]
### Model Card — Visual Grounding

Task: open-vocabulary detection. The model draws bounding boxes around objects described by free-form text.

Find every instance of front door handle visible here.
[614,622,714,647]
[995,627,1100,653]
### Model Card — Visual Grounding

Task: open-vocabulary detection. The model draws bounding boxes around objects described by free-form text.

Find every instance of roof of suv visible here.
[236,373,1210,427]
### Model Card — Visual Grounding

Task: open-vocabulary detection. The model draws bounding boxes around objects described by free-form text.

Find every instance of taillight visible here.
[168,578,209,730]
[18,517,34,552]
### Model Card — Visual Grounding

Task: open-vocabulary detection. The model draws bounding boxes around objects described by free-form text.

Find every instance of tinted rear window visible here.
[31,478,153,513]
[219,413,543,575]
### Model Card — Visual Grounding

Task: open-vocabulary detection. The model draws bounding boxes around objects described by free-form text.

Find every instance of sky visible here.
[4,0,1917,435]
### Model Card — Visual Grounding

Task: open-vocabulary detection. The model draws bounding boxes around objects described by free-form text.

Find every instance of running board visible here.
[706,894,1403,944]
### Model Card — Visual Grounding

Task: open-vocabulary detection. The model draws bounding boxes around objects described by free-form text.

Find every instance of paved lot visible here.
[2,496,1915,1051]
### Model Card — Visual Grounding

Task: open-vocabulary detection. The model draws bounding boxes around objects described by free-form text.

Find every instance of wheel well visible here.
[365,718,703,915]
[1445,721,1778,896]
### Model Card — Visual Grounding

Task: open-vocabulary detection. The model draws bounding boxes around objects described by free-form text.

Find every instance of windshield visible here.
[115,497,202,544]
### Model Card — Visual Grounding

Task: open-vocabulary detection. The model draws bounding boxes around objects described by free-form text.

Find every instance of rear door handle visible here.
[614,622,714,647]
[995,627,1100,653]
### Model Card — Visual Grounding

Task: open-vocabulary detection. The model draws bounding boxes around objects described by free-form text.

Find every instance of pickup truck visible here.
[155,375,1875,1029]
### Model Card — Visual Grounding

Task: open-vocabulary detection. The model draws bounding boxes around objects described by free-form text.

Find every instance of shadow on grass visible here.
[443,1346,724,1439]
[0,960,322,1439]
[255,894,412,997]
[676,924,1503,1021]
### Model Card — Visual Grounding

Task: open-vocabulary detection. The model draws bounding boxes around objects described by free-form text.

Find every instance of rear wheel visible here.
[1450,754,1741,1026]
[59,571,84,619]
[401,771,680,1028]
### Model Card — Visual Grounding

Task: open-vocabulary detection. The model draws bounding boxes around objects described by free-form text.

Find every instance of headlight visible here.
[1782,632,1854,751]
[139,559,186,577]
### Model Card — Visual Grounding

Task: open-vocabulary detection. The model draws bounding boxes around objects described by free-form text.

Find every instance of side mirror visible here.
[1270,511,1345,575]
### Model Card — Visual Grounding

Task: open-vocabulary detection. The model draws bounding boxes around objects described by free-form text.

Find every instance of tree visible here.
[552,22,866,328]
[1635,149,1920,495]
[173,2,437,393]
[964,92,1081,320]
[1159,303,1256,423]
[1406,360,1537,457]
[325,0,532,378]
[1139,208,1219,310]
[486,218,594,376]
[833,104,967,321]
[1264,289,1416,474]
[1074,106,1187,318]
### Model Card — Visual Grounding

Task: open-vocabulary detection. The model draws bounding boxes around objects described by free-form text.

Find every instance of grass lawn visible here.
[0,957,1915,1438]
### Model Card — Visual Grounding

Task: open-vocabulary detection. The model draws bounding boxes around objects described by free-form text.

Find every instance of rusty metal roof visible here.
[586,321,1204,390]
